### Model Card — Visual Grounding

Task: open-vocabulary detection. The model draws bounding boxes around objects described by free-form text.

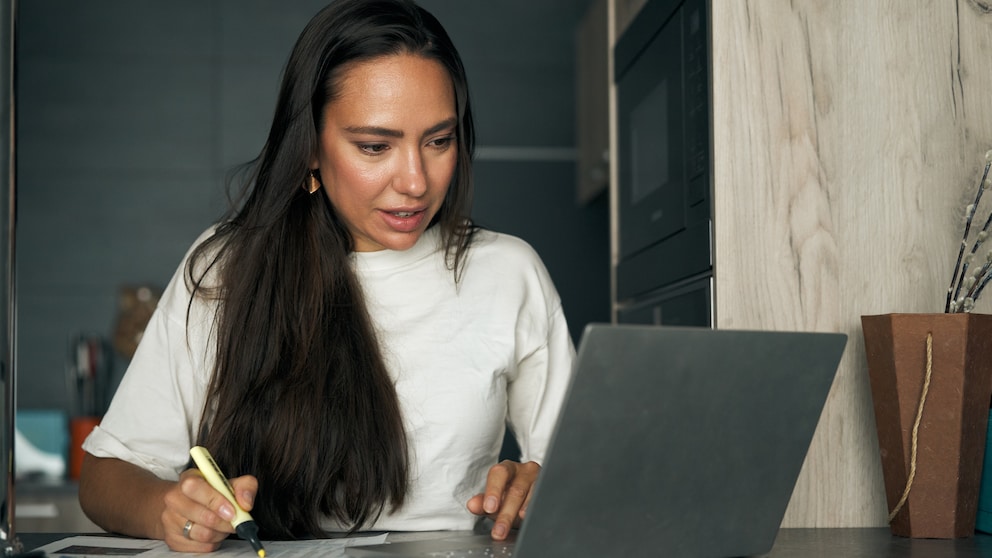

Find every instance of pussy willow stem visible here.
[946,162,992,312]
[972,268,992,306]
[965,257,992,301]
[959,167,992,301]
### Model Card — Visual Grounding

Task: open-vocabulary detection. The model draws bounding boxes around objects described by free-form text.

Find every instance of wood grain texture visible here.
[711,0,992,527]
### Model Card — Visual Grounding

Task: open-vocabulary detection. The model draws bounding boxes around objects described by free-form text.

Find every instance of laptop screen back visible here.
[515,324,846,558]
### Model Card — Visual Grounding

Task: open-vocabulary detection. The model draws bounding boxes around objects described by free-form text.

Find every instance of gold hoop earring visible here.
[305,170,321,194]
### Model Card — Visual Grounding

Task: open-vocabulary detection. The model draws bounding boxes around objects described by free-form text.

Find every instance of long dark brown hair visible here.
[185,0,475,539]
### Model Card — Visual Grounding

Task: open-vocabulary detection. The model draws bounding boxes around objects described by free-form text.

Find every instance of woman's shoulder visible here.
[466,229,556,287]
[469,228,543,263]
[462,228,563,319]
[157,225,224,310]
[181,224,232,286]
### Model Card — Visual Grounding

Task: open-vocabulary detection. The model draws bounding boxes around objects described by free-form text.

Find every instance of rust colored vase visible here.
[862,313,992,538]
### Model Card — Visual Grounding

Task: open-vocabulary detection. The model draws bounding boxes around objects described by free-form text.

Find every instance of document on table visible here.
[33,533,389,557]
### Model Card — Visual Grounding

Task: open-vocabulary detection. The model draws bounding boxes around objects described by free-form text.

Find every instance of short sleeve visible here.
[82,232,217,481]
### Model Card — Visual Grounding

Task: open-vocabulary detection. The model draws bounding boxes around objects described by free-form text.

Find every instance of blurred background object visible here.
[14,426,64,481]
[65,334,111,420]
[65,334,112,480]
[112,285,159,360]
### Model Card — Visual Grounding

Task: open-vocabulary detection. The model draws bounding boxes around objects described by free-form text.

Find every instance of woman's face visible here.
[313,53,458,252]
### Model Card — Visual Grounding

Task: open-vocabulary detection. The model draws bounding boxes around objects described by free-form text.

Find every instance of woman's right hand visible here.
[78,454,260,554]
[160,468,259,553]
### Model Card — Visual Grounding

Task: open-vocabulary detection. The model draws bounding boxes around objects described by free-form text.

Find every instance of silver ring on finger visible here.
[183,519,194,540]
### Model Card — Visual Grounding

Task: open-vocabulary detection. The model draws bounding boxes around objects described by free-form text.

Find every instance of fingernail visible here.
[242,491,254,508]
[219,504,235,521]
[493,523,507,538]
[484,496,498,514]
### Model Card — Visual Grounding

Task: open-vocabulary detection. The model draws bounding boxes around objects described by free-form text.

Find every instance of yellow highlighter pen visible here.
[189,445,266,558]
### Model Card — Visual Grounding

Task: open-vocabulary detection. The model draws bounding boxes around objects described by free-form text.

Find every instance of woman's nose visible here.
[394,149,428,196]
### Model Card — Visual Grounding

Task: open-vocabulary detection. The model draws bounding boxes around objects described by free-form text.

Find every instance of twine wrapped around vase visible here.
[886,332,933,523]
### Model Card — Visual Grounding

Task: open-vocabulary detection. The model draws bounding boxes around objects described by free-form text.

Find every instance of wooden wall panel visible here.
[712,0,992,527]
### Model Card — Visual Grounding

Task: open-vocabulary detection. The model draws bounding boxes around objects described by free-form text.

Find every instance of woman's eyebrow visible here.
[422,117,458,137]
[345,125,404,138]
[344,117,457,139]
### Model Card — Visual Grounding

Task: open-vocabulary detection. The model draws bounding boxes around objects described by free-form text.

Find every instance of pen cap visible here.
[189,446,255,526]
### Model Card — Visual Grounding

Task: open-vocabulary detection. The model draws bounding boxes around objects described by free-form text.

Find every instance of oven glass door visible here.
[617,7,685,260]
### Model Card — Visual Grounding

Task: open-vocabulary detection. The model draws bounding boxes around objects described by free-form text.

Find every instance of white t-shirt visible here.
[83,225,575,532]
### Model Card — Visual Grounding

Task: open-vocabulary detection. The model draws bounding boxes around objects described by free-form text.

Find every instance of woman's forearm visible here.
[78,453,175,540]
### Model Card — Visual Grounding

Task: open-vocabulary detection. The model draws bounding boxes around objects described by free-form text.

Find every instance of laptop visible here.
[346,323,847,558]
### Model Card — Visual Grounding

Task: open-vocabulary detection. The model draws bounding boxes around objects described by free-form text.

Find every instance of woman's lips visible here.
[380,208,427,232]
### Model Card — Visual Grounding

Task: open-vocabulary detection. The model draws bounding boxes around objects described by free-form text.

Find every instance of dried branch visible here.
[946,152,992,312]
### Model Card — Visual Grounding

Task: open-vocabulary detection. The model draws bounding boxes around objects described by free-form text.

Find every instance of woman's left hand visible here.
[466,460,541,541]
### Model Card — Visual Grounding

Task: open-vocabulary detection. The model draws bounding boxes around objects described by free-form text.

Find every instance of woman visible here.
[78,0,574,553]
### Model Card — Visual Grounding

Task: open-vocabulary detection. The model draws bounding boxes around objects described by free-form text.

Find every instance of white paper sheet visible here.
[33,533,389,557]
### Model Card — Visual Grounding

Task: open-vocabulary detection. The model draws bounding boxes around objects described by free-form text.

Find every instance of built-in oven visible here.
[614,0,711,327]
